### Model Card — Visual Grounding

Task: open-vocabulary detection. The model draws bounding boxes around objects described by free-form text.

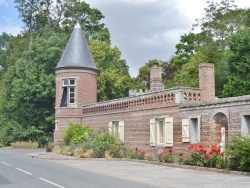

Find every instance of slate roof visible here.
[56,22,98,72]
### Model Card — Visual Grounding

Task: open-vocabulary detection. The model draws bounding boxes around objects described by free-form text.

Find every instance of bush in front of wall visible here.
[226,135,250,172]
[93,131,124,158]
[63,123,93,145]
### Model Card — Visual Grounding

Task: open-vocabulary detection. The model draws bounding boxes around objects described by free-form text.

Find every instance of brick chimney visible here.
[199,63,215,101]
[150,63,164,92]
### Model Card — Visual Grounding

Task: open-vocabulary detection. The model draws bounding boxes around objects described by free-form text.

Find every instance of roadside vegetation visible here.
[54,123,250,172]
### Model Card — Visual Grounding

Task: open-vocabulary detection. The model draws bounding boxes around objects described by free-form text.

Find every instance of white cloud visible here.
[0,16,22,36]
[0,25,21,36]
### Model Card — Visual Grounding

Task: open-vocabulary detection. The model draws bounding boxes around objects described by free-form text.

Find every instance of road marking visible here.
[16,168,32,175]
[1,161,12,166]
[39,178,65,188]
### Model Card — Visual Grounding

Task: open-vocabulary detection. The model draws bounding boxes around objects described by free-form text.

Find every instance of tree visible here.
[14,0,42,48]
[221,29,250,97]
[62,0,110,43]
[89,41,131,101]
[1,32,67,135]
[0,33,13,72]
[173,0,249,97]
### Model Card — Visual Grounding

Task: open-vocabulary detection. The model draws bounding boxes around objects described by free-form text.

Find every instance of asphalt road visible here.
[0,149,153,188]
[1,149,250,188]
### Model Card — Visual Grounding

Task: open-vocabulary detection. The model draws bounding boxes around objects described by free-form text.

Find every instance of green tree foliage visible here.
[62,0,110,43]
[173,0,249,97]
[221,29,250,97]
[0,33,13,74]
[2,33,67,134]
[14,0,43,48]
[89,41,131,101]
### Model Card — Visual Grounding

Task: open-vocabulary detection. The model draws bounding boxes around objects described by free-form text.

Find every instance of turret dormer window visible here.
[60,78,76,107]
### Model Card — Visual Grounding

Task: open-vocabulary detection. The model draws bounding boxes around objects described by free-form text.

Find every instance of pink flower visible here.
[158,149,163,154]
[168,148,173,153]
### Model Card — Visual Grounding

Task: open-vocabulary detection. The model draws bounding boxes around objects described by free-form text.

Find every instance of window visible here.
[182,117,200,143]
[242,115,250,137]
[157,119,164,144]
[60,78,76,107]
[109,121,124,141]
[190,118,200,142]
[150,117,173,147]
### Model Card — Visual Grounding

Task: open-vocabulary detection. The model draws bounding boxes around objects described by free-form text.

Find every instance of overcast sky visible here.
[0,0,249,77]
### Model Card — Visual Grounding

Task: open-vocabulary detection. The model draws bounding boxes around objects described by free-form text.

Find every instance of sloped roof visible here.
[56,22,98,71]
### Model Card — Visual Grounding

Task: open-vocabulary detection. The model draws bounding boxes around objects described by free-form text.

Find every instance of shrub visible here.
[63,123,93,145]
[38,136,50,148]
[93,131,124,158]
[10,141,39,149]
[226,136,250,171]
[1,123,44,146]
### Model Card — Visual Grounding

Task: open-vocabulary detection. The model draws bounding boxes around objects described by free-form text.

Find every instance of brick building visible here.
[54,23,250,156]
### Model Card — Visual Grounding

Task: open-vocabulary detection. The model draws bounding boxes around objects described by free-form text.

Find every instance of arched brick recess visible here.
[211,112,228,147]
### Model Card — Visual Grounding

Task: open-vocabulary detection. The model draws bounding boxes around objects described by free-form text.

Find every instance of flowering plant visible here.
[128,147,146,160]
[180,143,226,168]
[157,148,174,163]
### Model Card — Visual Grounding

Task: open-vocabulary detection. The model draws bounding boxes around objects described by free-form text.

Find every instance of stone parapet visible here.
[180,95,250,110]
[83,87,202,114]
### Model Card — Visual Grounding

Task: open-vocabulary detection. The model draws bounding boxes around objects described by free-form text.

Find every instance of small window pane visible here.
[70,98,75,103]
[63,79,68,86]
[70,93,74,97]
[69,79,75,85]
[70,87,75,92]
[158,120,164,144]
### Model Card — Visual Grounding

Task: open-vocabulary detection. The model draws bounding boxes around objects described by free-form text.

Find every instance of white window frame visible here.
[60,77,77,107]
[109,121,124,142]
[241,114,250,137]
[150,117,173,147]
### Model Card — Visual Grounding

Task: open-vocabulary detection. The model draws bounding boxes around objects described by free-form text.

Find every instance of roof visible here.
[56,22,98,71]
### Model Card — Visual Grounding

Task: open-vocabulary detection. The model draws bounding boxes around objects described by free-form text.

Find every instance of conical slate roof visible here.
[56,22,98,71]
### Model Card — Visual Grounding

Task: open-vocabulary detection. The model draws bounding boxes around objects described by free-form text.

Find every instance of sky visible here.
[0,0,249,77]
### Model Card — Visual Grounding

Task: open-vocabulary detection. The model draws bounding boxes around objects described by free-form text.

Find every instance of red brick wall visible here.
[55,69,97,108]
[82,104,181,156]
[54,68,97,143]
[80,95,250,157]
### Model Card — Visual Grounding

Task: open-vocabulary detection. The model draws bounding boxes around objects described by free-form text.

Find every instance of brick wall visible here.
[199,63,215,101]
[54,68,97,143]
[81,95,250,156]
[150,66,164,92]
